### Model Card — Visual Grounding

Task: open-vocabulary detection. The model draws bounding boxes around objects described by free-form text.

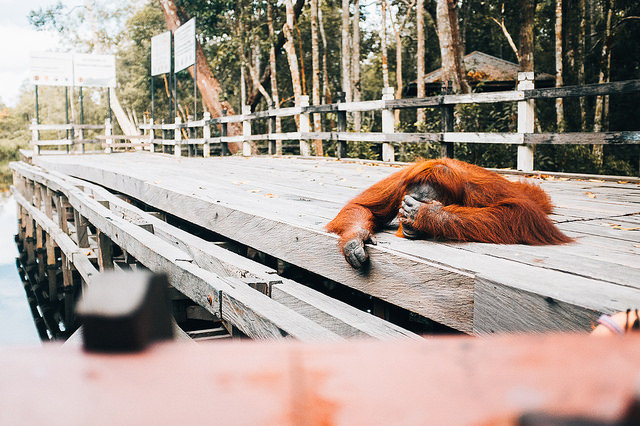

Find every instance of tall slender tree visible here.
[311,0,323,154]
[341,0,352,103]
[381,0,390,89]
[392,0,416,122]
[283,0,302,115]
[555,0,564,130]
[318,0,330,105]
[416,0,425,122]
[267,1,282,154]
[519,0,535,73]
[436,0,470,93]
[352,0,361,131]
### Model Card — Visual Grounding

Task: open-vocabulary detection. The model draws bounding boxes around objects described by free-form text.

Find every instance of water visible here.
[0,193,40,346]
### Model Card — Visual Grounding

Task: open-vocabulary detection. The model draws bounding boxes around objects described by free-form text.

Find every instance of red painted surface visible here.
[0,333,638,425]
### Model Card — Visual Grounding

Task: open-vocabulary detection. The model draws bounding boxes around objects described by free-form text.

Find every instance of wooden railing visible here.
[32,72,640,172]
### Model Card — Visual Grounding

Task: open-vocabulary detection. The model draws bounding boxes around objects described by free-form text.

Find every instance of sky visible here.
[0,0,73,107]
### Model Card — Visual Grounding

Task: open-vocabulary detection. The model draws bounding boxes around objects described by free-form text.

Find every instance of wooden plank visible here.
[525,79,640,100]
[525,132,640,145]
[271,278,419,339]
[12,163,341,341]
[473,276,599,334]
[375,230,640,333]
[12,188,98,285]
[34,155,475,333]
[48,169,418,339]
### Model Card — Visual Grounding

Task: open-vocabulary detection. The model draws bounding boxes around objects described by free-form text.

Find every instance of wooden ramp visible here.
[33,153,640,334]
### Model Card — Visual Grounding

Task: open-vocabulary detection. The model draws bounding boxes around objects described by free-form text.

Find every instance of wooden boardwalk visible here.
[33,152,640,334]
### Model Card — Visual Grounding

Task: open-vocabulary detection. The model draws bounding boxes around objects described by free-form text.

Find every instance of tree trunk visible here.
[247,0,305,109]
[381,0,390,89]
[578,0,586,130]
[519,0,535,72]
[352,0,361,131]
[158,0,242,149]
[267,1,282,153]
[283,0,302,125]
[319,0,330,105]
[311,0,323,154]
[341,0,352,103]
[416,0,425,122]
[436,0,470,93]
[393,1,415,122]
[593,0,612,165]
[555,0,564,130]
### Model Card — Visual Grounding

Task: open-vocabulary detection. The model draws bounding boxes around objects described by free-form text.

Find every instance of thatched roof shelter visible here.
[406,51,554,96]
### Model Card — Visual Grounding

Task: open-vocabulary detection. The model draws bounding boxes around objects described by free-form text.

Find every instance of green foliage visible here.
[8,0,639,176]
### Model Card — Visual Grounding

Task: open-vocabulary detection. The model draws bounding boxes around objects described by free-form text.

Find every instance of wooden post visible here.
[45,234,57,302]
[97,231,114,271]
[299,95,311,156]
[268,102,277,155]
[441,82,454,158]
[104,118,112,153]
[79,124,85,154]
[149,118,155,153]
[73,210,89,249]
[517,72,535,171]
[242,105,252,157]
[31,118,40,158]
[187,115,194,157]
[203,111,211,158]
[221,109,229,156]
[381,87,395,162]
[60,253,74,325]
[336,92,347,159]
[174,115,182,157]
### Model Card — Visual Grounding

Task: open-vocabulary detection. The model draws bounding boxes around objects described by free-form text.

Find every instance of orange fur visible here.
[326,158,572,260]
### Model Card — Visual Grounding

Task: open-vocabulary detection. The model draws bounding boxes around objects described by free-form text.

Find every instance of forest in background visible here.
[0,0,639,177]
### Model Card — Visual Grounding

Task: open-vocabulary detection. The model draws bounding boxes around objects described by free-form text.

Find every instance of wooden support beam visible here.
[13,162,417,339]
[97,231,114,272]
[73,210,89,249]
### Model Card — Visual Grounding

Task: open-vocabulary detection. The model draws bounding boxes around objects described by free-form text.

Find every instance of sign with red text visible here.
[29,52,73,86]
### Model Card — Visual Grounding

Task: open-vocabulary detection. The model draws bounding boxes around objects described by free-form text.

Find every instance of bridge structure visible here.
[14,74,640,341]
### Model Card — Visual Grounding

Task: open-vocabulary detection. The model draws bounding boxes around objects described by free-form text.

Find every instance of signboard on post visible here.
[73,54,116,88]
[174,18,196,72]
[151,31,172,76]
[29,52,73,86]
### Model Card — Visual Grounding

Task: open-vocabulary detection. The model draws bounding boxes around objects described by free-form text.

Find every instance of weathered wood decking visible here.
[33,153,640,334]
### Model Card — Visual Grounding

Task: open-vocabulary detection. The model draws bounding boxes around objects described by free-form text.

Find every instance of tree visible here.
[283,0,303,116]
[416,0,425,122]
[352,0,361,131]
[267,1,282,153]
[519,0,535,72]
[555,0,564,130]
[392,0,415,122]
[158,0,242,146]
[341,0,352,103]
[311,0,323,154]
[436,0,470,93]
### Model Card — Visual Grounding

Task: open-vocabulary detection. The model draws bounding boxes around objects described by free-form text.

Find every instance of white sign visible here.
[174,18,196,72]
[151,31,172,76]
[29,52,73,86]
[73,54,116,88]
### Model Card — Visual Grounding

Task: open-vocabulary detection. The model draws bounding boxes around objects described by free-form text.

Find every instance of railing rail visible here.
[31,73,640,173]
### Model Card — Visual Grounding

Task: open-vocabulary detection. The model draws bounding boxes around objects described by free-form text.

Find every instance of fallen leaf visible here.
[247,189,262,193]
[232,181,244,185]
[264,193,278,198]
[585,192,596,198]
